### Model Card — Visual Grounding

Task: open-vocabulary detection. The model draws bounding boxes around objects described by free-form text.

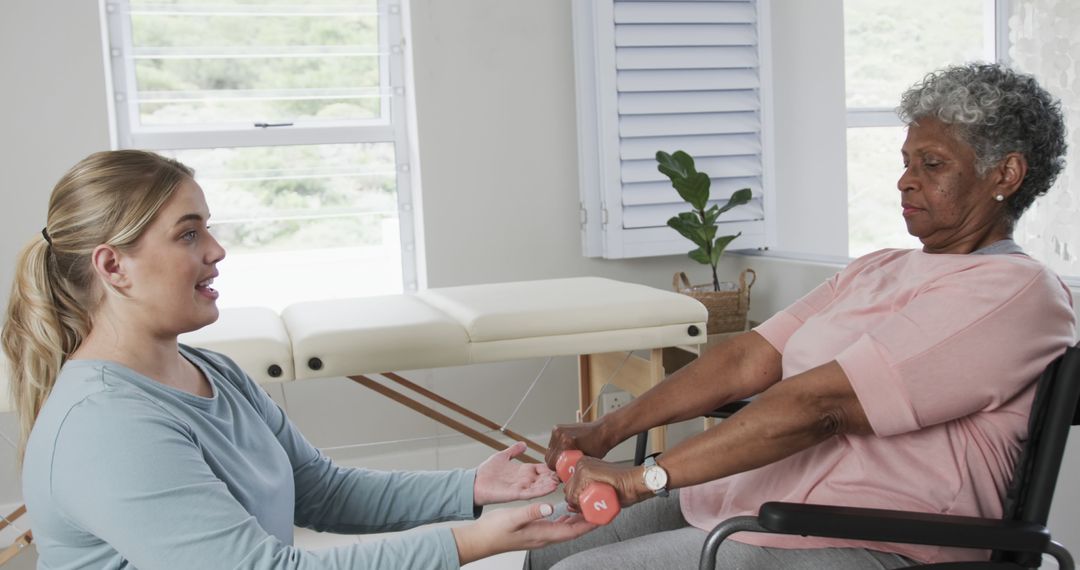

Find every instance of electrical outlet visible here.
[599,390,632,416]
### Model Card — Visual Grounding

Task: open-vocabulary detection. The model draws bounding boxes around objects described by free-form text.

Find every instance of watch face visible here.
[645,466,667,491]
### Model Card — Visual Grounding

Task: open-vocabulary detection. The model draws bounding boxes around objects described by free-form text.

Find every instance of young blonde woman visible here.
[3,150,595,569]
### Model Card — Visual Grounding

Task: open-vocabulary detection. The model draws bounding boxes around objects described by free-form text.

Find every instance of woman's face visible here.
[898,117,1005,253]
[119,178,226,337]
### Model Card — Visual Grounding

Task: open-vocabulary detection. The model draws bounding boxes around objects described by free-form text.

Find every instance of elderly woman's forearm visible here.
[656,360,871,490]
[600,331,783,447]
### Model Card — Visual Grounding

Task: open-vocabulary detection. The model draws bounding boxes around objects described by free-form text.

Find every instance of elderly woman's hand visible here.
[473,442,561,506]
[544,420,617,471]
[562,456,649,513]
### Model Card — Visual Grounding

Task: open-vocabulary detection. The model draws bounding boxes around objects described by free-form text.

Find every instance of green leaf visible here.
[716,187,753,216]
[673,211,700,225]
[672,172,711,210]
[702,204,720,226]
[668,214,709,249]
[659,151,743,255]
[657,151,710,210]
[687,247,711,265]
[656,150,696,181]
[711,232,743,264]
[701,220,717,243]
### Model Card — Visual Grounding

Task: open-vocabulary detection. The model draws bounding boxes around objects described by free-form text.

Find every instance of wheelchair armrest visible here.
[757,502,1050,554]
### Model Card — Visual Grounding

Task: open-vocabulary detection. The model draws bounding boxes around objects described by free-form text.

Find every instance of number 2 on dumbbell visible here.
[555,450,620,525]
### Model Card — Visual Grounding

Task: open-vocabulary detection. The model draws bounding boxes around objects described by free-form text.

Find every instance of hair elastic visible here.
[41,227,52,246]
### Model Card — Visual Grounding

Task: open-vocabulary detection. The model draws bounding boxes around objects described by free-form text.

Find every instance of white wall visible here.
[1,0,1077,561]
[767,0,850,256]
[407,0,696,289]
[408,0,851,285]
[0,0,113,306]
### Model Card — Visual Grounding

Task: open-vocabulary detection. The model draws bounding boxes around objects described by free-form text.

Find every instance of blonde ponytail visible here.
[1,150,192,460]
[3,238,90,460]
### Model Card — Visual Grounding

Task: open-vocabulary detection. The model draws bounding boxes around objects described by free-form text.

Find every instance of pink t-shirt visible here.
[679,248,1075,564]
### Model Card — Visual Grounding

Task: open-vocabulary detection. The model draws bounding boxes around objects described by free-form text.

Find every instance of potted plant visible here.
[656,150,756,333]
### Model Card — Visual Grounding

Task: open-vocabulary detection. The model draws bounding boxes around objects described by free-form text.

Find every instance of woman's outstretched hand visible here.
[452,502,597,565]
[474,442,561,506]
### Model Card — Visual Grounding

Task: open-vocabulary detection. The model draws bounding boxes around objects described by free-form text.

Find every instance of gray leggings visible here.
[524,492,916,570]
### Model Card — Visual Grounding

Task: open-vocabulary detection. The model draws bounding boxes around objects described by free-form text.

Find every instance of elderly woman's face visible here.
[898,118,1004,253]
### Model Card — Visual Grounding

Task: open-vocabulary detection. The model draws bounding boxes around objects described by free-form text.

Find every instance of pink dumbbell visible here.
[555,450,620,525]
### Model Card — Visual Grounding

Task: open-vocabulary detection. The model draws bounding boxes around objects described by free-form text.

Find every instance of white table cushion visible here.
[415,277,706,343]
[179,306,294,384]
[283,295,470,379]
[180,278,706,382]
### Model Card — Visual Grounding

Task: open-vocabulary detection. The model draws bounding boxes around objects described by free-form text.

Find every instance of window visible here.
[103,0,417,310]
[573,0,772,259]
[1008,0,1080,280]
[843,0,1002,257]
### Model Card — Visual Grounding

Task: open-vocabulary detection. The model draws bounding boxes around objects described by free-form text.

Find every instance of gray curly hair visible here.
[898,63,1067,221]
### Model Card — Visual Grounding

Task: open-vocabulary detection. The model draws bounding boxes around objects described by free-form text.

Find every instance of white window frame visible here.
[573,0,775,260]
[845,1,1009,134]
[100,0,422,293]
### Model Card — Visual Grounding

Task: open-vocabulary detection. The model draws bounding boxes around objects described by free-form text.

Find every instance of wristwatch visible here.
[642,456,670,497]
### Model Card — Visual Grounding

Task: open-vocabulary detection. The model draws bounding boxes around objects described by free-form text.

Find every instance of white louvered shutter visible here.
[573,0,774,259]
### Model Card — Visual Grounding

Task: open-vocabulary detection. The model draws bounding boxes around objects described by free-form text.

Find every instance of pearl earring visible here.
[995,194,1005,202]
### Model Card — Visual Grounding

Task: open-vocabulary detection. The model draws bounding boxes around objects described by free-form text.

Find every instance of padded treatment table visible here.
[179,277,707,462]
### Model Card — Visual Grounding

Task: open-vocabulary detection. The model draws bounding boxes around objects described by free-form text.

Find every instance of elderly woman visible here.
[528,63,1076,569]
[4,150,595,569]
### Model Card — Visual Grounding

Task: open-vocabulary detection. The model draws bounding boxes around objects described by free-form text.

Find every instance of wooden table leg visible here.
[577,349,668,453]
[0,530,31,566]
[380,372,547,456]
[577,354,595,422]
[0,505,24,533]
[0,506,30,566]
[348,374,545,463]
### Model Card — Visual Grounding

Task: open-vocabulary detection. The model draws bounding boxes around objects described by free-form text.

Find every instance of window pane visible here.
[166,143,402,310]
[847,126,922,257]
[126,0,382,126]
[844,0,990,109]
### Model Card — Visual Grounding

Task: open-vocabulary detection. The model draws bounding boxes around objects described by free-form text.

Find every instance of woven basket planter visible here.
[673,268,756,334]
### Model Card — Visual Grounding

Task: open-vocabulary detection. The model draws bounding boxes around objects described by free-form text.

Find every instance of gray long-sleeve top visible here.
[23,345,478,569]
